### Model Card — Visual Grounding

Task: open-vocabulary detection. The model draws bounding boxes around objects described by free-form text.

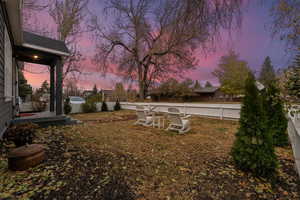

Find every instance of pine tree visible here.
[259,56,276,87]
[262,82,288,147]
[101,101,108,112]
[18,70,32,100]
[231,73,277,178]
[205,81,213,88]
[37,80,50,94]
[194,80,202,90]
[64,97,72,114]
[285,52,300,99]
[114,99,121,111]
[92,84,98,95]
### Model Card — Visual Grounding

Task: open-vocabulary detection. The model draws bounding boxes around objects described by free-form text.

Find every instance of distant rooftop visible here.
[22,31,70,56]
[101,90,113,95]
[194,87,219,93]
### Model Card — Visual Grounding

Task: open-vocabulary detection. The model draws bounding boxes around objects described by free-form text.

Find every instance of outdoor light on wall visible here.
[33,55,39,59]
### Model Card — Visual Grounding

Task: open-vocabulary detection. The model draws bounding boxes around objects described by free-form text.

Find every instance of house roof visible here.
[22,31,70,56]
[0,0,23,45]
[4,0,23,45]
[83,90,93,93]
[102,89,113,94]
[194,87,219,93]
[101,90,114,97]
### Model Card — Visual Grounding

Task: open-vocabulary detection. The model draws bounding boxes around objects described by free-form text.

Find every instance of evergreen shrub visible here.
[231,73,278,178]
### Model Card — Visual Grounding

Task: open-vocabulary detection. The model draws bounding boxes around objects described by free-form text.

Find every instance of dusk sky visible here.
[23,1,289,90]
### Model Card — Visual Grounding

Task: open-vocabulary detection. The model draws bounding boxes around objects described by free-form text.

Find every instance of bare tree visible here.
[22,0,90,80]
[64,77,81,96]
[113,82,126,101]
[270,0,300,51]
[91,0,243,99]
[49,0,90,80]
[23,0,49,35]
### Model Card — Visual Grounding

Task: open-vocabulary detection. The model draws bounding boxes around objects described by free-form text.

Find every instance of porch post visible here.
[55,57,63,115]
[50,65,55,112]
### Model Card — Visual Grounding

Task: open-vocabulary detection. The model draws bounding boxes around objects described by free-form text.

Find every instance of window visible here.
[4,27,12,101]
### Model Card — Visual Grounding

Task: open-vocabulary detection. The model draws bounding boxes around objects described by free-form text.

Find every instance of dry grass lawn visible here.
[68,110,299,199]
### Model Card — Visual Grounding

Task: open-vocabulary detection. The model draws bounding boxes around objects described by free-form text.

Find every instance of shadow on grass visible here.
[101,175,136,200]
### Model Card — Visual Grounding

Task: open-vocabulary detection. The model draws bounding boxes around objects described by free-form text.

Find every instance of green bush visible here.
[262,83,288,147]
[101,101,108,112]
[3,123,39,147]
[114,99,121,111]
[64,97,72,114]
[231,73,277,178]
[81,101,97,113]
[86,94,102,104]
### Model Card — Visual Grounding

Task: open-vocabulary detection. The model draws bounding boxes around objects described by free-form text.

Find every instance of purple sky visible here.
[24,0,289,90]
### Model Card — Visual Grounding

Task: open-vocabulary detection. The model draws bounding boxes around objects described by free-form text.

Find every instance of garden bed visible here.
[0,110,299,199]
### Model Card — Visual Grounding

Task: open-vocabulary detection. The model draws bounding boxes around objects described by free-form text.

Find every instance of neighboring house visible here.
[150,87,229,102]
[82,90,93,98]
[101,89,114,101]
[193,87,225,101]
[0,0,70,137]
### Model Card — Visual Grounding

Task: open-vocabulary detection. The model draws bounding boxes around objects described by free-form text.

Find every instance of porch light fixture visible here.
[33,55,39,59]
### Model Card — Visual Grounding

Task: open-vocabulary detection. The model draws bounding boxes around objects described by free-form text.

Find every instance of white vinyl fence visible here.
[287,108,300,178]
[44,100,300,178]
[121,102,300,178]
[120,102,241,120]
[70,102,116,114]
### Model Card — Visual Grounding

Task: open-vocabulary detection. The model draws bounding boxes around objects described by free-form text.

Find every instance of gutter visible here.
[22,43,71,57]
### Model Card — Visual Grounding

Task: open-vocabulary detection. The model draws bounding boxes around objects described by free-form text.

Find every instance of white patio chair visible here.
[166,107,191,134]
[134,105,154,126]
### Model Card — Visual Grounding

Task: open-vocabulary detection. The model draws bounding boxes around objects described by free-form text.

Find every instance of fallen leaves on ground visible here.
[0,110,299,200]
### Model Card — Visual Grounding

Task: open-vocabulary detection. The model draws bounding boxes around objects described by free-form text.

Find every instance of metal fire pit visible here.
[8,144,45,171]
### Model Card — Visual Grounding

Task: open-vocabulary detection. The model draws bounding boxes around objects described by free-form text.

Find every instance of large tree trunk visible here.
[139,81,145,100]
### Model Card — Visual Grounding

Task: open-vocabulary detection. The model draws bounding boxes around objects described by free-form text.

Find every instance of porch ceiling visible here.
[14,45,59,65]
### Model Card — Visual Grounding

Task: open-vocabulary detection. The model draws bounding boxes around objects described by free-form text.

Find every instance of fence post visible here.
[220,107,224,120]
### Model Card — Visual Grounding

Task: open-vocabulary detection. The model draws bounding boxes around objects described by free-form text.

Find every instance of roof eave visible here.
[3,0,23,45]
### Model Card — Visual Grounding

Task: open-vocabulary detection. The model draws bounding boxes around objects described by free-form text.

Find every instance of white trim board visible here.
[22,43,70,56]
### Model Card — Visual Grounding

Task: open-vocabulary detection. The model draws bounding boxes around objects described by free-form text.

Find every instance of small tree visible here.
[81,101,97,113]
[92,84,98,95]
[262,83,288,147]
[113,82,126,101]
[114,99,121,111]
[18,70,32,100]
[194,80,202,90]
[101,101,108,112]
[64,97,72,114]
[285,52,300,100]
[259,56,276,87]
[213,50,251,98]
[231,73,277,178]
[37,80,50,95]
[204,81,213,88]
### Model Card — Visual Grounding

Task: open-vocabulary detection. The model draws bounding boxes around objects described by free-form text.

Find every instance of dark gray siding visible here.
[0,6,12,137]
